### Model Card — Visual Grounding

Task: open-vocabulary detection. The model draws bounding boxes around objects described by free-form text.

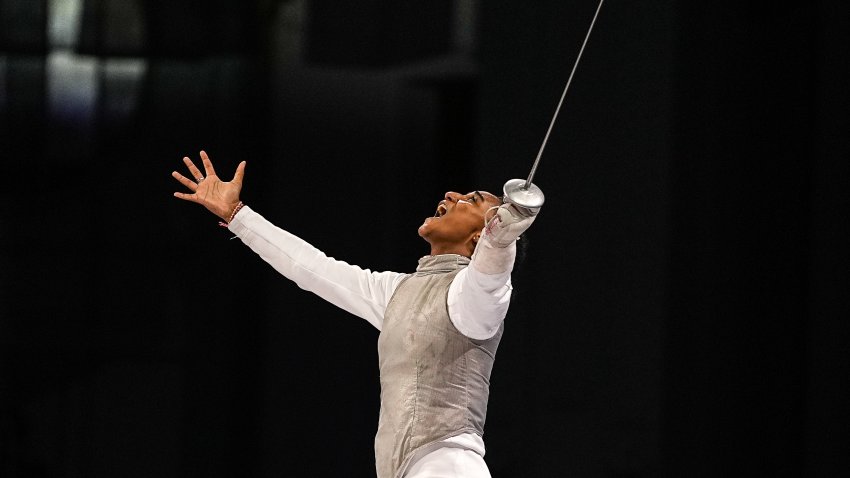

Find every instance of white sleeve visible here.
[447,236,516,340]
[227,205,406,331]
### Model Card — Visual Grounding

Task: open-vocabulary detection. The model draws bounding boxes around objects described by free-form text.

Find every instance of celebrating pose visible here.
[172,151,539,478]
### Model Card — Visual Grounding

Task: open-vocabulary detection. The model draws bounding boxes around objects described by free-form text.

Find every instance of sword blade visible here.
[524,0,606,189]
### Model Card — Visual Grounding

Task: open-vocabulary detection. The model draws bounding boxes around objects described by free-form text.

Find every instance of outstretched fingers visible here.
[172,169,199,203]
[173,190,200,203]
[172,170,198,192]
[200,150,217,178]
[232,161,246,185]
[182,156,205,182]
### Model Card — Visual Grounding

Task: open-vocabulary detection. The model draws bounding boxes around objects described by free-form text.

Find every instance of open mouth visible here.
[434,201,448,218]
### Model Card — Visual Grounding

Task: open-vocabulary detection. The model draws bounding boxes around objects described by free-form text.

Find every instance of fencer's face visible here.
[418,190,502,251]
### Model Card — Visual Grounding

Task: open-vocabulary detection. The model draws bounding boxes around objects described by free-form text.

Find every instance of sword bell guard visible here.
[503,178,545,211]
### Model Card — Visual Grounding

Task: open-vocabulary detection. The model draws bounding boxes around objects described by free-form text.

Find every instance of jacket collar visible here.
[415,254,470,274]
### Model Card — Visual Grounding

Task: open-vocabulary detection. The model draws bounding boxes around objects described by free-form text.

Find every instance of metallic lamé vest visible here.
[375,254,503,478]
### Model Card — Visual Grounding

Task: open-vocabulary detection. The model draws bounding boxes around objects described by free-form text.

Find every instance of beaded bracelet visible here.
[218,201,245,228]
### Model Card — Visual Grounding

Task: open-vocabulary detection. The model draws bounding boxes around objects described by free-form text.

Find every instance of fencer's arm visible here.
[227,205,406,331]
[448,203,538,340]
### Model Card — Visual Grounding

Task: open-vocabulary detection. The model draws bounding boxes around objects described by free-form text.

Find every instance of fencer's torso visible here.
[376,255,503,478]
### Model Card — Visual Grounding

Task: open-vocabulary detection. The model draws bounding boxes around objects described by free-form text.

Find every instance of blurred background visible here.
[1,0,848,476]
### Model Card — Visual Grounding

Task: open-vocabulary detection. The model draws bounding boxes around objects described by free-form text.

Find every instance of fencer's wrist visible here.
[471,237,516,275]
[217,201,245,227]
[481,230,516,250]
[227,201,244,222]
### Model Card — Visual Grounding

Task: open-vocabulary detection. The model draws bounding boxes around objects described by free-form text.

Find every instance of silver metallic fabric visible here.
[375,254,503,478]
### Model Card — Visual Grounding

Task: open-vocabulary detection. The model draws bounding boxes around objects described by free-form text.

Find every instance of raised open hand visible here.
[172,151,246,222]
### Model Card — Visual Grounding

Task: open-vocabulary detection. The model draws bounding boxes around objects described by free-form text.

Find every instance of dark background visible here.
[2,1,848,477]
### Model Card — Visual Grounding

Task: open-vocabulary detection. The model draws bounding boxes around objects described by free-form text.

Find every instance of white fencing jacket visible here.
[227,205,517,474]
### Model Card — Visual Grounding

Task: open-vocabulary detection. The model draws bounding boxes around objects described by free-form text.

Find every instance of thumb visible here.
[232,161,246,184]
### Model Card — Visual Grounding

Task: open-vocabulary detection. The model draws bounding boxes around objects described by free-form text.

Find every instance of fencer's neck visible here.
[428,242,473,258]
